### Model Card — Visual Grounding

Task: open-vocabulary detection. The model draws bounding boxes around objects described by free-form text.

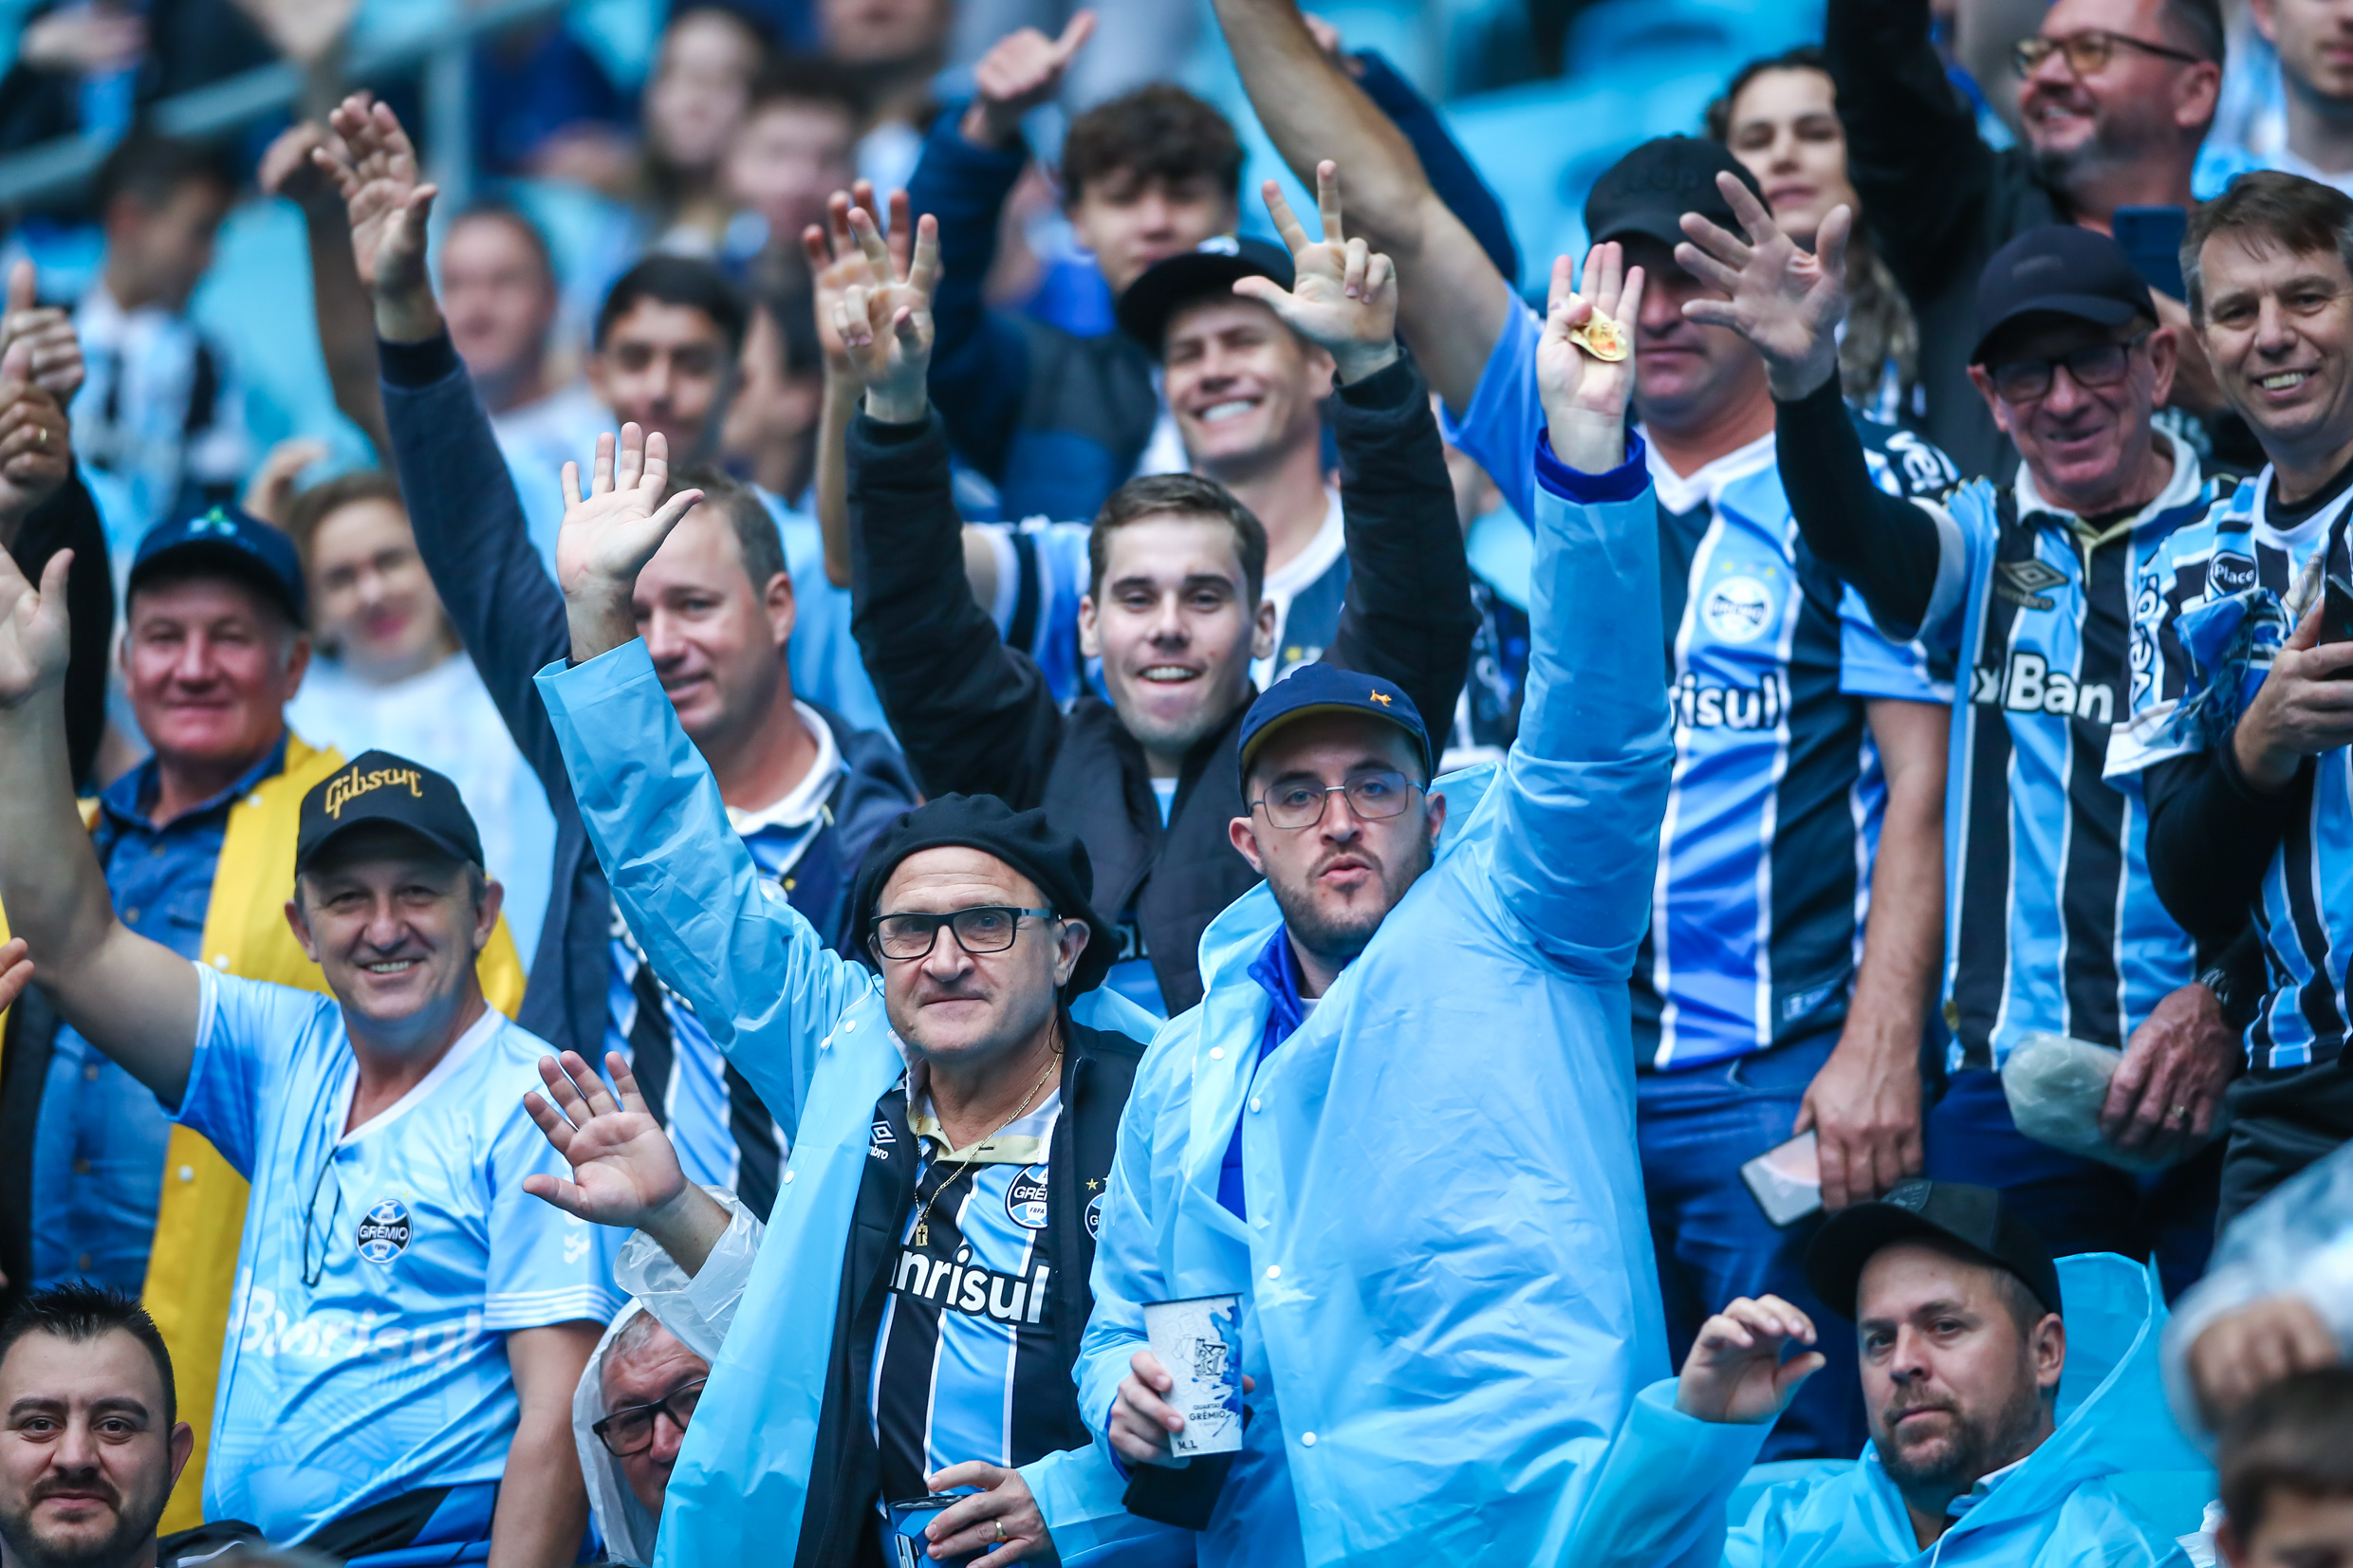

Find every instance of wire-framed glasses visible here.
[1251,769,1420,830]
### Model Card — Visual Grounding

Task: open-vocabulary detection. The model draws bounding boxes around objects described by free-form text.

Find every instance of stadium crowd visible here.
[6,0,2353,1563]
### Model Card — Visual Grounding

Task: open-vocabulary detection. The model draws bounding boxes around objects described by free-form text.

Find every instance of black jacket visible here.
[9,472,111,790]
[377,333,920,1093]
[847,356,1476,1014]
[794,1020,1144,1568]
[1826,0,2066,481]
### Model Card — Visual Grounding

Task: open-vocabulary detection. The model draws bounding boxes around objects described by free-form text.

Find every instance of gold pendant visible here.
[914,1220,928,1247]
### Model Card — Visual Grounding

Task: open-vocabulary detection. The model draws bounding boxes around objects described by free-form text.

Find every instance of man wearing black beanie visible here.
[513,425,1182,1567]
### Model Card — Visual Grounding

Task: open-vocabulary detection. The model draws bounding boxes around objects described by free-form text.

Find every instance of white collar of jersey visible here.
[1642,427,1777,516]
[2009,432,2202,528]
[722,701,843,837]
[328,1003,505,1146]
[1261,488,1348,602]
[2248,461,2353,552]
[904,1078,1064,1166]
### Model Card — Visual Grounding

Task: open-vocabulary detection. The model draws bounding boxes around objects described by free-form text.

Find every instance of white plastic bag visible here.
[1999,1031,2223,1173]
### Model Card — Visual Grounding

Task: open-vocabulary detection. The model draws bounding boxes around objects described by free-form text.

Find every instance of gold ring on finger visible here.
[994,1522,1007,1543]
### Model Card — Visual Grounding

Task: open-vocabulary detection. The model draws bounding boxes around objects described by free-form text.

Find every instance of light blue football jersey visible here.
[1441,304,1950,1068]
[177,967,625,1544]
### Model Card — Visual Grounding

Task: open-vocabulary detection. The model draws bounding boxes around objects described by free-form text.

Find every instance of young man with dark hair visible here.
[1566,1180,2201,1566]
[0,559,621,1568]
[0,1283,193,1568]
[2215,1368,2353,1568]
[2106,170,2353,1219]
[318,97,918,1233]
[1822,0,2227,477]
[842,173,1473,1017]
[908,13,1521,522]
[72,132,249,542]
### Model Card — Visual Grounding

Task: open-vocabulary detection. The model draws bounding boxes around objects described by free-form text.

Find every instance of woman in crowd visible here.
[280,470,558,966]
[1708,46,1921,425]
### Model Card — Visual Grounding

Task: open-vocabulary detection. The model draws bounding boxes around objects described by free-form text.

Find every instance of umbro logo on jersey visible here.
[1994,559,2067,611]
[2209,552,2259,595]
[357,1198,411,1264]
[1007,1165,1050,1230]
[869,1119,898,1160]
[1971,652,2115,723]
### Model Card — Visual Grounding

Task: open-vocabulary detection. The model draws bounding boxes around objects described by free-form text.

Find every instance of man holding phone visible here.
[2108,170,2353,1224]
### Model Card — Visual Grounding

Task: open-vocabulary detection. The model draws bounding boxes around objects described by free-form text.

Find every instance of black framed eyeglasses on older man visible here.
[593,1376,707,1457]
[868,906,1059,962]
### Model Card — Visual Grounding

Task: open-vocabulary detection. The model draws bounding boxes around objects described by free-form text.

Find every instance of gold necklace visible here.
[911,1041,1061,1248]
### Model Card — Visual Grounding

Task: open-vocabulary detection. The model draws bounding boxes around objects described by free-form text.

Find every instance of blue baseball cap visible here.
[1236,664,1431,796]
[128,502,306,625]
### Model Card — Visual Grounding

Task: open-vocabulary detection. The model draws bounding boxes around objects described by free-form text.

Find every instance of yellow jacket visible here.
[0,735,526,1531]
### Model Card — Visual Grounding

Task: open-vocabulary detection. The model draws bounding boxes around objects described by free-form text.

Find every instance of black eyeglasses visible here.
[592,1378,707,1457]
[1251,769,1420,831]
[868,906,1057,962]
[1987,333,2150,403]
[2012,30,2204,78]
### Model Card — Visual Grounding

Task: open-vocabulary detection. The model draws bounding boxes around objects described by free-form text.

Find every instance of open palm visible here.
[1232,161,1398,378]
[520,1050,688,1228]
[318,93,434,298]
[1677,171,1848,393]
[554,425,706,603]
[0,544,69,710]
[1535,243,1645,471]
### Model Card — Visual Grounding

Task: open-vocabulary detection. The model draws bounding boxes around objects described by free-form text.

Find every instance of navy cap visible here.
[1237,664,1431,796]
[1116,234,1296,359]
[1804,1178,2063,1321]
[1972,226,2153,364]
[128,503,306,625]
[296,750,486,875]
[1584,136,1764,253]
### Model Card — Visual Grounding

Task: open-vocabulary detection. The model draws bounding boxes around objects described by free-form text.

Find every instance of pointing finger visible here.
[1315,159,1344,247]
[1052,9,1097,62]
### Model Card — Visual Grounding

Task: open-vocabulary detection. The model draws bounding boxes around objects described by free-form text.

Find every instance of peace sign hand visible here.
[1535,243,1645,473]
[1677,170,1849,400]
[832,205,942,425]
[1234,160,1400,384]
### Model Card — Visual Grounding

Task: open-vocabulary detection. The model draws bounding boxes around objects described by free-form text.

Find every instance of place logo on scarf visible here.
[2208,552,2259,596]
[357,1198,412,1264]
[1007,1165,1051,1230]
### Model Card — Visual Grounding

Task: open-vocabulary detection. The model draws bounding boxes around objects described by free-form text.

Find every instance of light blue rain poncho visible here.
[1562,1252,2212,1567]
[535,645,1178,1568]
[1075,435,1677,1567]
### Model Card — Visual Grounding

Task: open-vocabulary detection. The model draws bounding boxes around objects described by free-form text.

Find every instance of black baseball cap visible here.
[1804,1178,2063,1321]
[128,502,306,625]
[848,793,1118,997]
[1972,225,2154,364]
[1116,234,1296,359]
[1236,663,1432,796]
[1584,136,1765,253]
[296,750,486,876]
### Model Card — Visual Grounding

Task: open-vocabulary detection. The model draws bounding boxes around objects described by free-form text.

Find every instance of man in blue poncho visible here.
[1566,1179,2202,1567]
[1085,241,1676,1565]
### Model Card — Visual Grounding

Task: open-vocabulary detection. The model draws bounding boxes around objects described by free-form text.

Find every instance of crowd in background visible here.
[8,0,2353,1564]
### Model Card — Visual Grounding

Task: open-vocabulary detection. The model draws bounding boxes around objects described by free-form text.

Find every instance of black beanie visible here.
[848,794,1118,997]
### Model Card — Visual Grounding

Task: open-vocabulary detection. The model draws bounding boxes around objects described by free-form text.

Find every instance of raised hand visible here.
[317,93,438,338]
[520,1051,689,1230]
[1675,1295,1825,1425]
[0,544,72,710]
[1535,243,1645,473]
[1233,161,1399,384]
[554,424,706,662]
[963,10,1096,148]
[258,120,343,210]
[803,183,912,378]
[832,206,941,425]
[0,262,85,403]
[0,342,70,527]
[1677,170,1848,400]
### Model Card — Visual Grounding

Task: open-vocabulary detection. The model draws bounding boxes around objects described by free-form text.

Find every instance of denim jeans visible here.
[1637,1029,1868,1463]
[1923,1068,2220,1302]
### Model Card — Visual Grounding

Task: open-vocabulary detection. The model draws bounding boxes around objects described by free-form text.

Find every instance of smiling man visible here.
[2106,171,2353,1223]
[845,167,1473,1018]
[518,418,1179,1565]
[0,540,621,1566]
[1565,1180,2200,1567]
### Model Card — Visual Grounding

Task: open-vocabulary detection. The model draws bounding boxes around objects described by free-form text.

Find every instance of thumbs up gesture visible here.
[0,261,85,403]
[962,10,1097,148]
